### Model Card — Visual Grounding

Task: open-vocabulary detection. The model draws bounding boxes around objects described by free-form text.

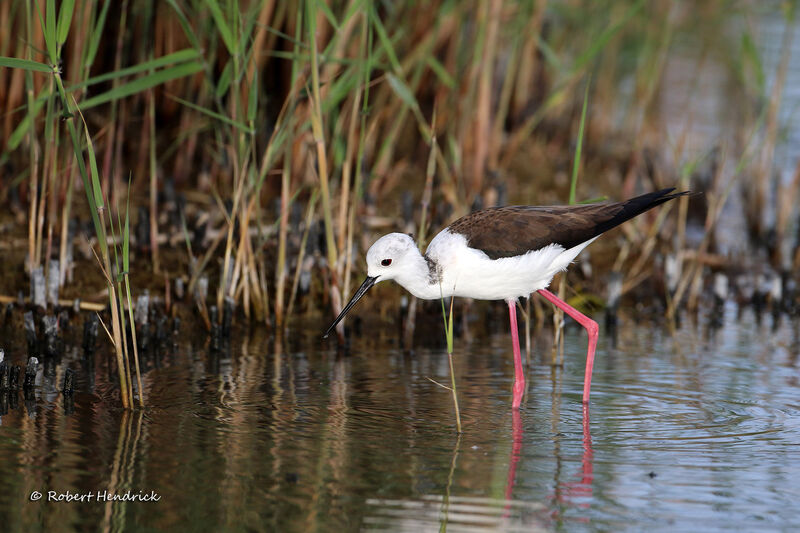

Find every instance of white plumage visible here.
[365,230,597,301]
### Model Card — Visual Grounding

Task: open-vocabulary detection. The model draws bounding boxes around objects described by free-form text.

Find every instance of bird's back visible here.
[445,188,688,260]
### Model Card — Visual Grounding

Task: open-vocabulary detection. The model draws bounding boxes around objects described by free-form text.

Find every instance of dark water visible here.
[1,302,799,532]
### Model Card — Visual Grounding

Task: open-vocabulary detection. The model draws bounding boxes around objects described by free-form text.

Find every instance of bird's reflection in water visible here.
[505,408,523,503]
[579,404,595,492]
[503,404,594,520]
[554,404,595,524]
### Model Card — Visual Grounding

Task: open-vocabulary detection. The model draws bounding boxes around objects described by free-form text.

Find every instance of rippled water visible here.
[1,301,799,532]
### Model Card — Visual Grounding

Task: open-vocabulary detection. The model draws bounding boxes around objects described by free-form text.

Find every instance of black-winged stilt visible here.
[324,188,688,408]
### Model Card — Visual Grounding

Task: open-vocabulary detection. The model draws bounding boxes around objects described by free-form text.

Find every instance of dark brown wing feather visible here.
[448,188,688,259]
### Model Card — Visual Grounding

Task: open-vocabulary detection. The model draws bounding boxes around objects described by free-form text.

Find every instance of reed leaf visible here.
[740,31,765,95]
[123,182,131,273]
[0,56,53,72]
[68,49,201,91]
[569,77,590,205]
[247,64,258,123]
[572,0,645,75]
[239,4,260,53]
[425,56,455,88]
[165,0,201,50]
[85,0,112,69]
[386,73,420,112]
[579,196,608,204]
[82,116,106,234]
[216,59,233,99]
[317,1,340,31]
[535,32,561,69]
[369,5,401,72]
[56,0,75,46]
[205,0,237,55]
[43,0,57,62]
[169,95,254,133]
[322,67,360,113]
[80,61,204,110]
[1,91,47,160]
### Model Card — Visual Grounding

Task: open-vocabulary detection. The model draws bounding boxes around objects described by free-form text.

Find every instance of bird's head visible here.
[365,232,417,282]
[323,233,417,338]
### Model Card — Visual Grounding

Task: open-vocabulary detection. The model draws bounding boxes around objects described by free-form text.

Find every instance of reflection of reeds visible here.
[102,409,145,533]
[439,433,462,531]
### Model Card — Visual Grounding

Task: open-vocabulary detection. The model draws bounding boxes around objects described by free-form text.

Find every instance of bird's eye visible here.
[381,259,392,267]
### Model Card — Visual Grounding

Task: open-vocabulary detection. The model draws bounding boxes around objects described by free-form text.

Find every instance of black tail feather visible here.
[594,188,690,237]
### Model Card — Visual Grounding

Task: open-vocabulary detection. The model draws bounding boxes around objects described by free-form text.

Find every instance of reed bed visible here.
[1,1,798,408]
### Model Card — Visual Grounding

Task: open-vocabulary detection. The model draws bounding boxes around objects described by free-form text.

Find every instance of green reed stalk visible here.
[122,190,144,407]
[58,160,75,286]
[418,108,438,250]
[335,66,361,260]
[41,74,56,271]
[570,78,590,206]
[440,294,461,434]
[307,0,343,334]
[275,144,291,327]
[286,189,319,320]
[307,0,337,270]
[342,13,372,305]
[490,30,521,170]
[275,4,304,328]
[24,0,38,274]
[148,84,159,273]
[241,41,263,322]
[80,118,130,409]
[109,207,133,408]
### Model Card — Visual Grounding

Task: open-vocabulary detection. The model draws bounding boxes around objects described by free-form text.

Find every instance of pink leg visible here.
[537,289,599,404]
[507,299,525,409]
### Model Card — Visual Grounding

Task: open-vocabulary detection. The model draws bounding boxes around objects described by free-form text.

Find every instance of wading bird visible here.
[324,188,688,408]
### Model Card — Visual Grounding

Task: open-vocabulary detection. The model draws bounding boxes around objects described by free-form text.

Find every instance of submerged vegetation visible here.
[1,1,799,408]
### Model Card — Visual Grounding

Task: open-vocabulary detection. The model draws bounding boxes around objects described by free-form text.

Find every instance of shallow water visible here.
[1,301,799,532]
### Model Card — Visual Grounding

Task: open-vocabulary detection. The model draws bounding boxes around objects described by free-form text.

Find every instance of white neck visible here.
[393,249,445,300]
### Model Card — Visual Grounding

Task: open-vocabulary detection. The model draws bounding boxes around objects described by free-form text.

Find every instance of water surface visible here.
[1,302,799,532]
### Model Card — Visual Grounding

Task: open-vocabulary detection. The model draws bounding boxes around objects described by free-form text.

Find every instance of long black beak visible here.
[323,276,378,338]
